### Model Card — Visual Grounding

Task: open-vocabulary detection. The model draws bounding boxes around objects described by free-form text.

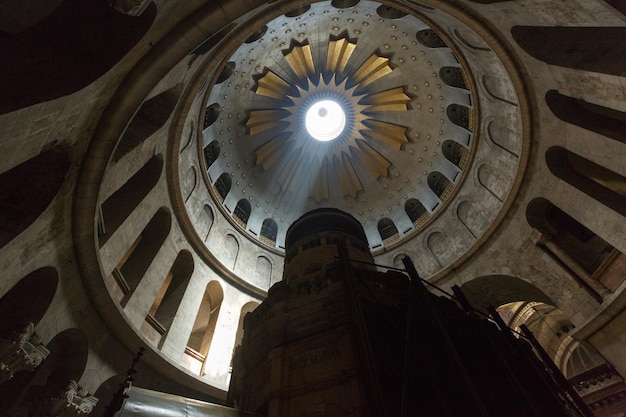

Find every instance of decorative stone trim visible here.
[0,322,50,384]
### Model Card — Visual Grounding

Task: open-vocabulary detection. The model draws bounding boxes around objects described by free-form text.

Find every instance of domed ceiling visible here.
[197,0,481,252]
[79,0,529,393]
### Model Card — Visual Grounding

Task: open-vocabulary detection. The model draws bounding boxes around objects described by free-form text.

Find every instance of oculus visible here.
[247,37,411,201]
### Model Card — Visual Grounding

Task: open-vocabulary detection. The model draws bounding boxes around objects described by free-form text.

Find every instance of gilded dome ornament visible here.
[246,38,411,201]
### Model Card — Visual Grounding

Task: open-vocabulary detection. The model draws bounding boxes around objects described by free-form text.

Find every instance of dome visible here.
[78,0,529,392]
[2,0,625,411]
[182,0,525,274]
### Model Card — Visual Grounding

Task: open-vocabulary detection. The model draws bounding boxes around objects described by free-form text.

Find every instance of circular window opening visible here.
[305,100,346,141]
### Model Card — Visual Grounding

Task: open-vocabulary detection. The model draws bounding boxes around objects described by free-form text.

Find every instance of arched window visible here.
[378,218,398,241]
[405,198,428,224]
[442,140,467,168]
[546,147,626,216]
[203,103,220,130]
[187,281,224,374]
[428,171,452,199]
[114,207,171,305]
[0,147,69,250]
[216,62,235,84]
[204,141,221,168]
[234,199,251,227]
[331,0,359,8]
[447,104,472,131]
[416,29,446,48]
[285,5,310,17]
[113,84,183,162]
[99,154,163,246]
[545,90,626,145]
[244,25,267,44]
[440,67,468,89]
[214,173,231,201]
[148,250,194,334]
[512,26,626,76]
[376,5,406,19]
[260,218,278,244]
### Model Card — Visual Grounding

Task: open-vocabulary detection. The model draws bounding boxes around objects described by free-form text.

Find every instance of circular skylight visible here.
[305,100,346,141]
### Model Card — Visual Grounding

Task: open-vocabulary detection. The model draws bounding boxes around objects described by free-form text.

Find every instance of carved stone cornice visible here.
[0,322,50,384]
[33,380,98,417]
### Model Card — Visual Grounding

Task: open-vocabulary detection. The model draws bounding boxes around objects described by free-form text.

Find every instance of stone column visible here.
[530,229,610,302]
[0,322,50,384]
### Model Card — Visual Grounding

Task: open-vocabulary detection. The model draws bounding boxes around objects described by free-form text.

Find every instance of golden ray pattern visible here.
[246,37,411,202]
[284,42,316,80]
[350,54,393,89]
[326,37,356,75]
[256,72,292,100]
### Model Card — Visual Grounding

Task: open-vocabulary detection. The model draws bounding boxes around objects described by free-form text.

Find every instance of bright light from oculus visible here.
[305,100,346,141]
